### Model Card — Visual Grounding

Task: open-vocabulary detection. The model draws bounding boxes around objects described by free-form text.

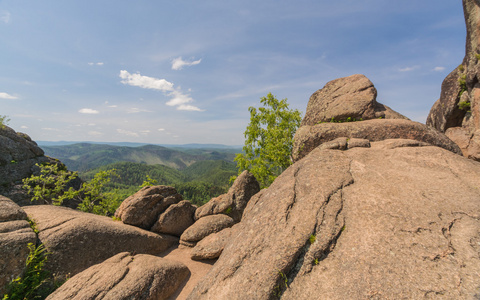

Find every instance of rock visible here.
[188,140,480,299]
[46,252,190,300]
[292,119,462,161]
[195,170,260,222]
[0,125,54,205]
[301,74,408,126]
[114,185,183,230]
[180,214,235,247]
[426,0,480,161]
[151,200,196,236]
[191,227,233,261]
[23,205,178,278]
[0,196,37,294]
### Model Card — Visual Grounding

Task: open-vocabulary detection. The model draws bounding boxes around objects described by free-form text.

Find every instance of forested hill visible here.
[41,143,240,172]
[80,160,238,206]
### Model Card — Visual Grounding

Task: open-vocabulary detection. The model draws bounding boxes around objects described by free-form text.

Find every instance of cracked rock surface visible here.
[23,205,178,278]
[46,252,189,300]
[188,139,480,299]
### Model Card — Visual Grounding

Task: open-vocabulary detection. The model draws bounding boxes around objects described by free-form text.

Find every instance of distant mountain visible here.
[40,143,239,172]
[37,140,242,149]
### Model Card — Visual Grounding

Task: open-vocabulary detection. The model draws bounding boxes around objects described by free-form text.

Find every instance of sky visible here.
[0,1,466,145]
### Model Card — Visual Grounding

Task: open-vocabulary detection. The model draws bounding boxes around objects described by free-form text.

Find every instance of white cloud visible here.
[177,104,204,111]
[20,125,28,129]
[171,57,202,70]
[79,108,100,114]
[119,70,204,112]
[88,131,103,136]
[117,129,139,137]
[0,11,10,24]
[433,66,446,72]
[158,128,165,131]
[88,62,104,66]
[166,90,194,106]
[127,107,153,114]
[399,66,419,72]
[119,70,174,92]
[0,92,18,99]
[42,127,60,131]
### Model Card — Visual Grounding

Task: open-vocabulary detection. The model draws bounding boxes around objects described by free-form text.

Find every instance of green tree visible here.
[23,163,119,216]
[0,115,10,129]
[140,174,158,188]
[234,93,301,188]
[22,163,79,206]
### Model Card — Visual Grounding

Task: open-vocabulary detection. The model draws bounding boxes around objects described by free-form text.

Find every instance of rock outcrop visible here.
[426,0,480,161]
[23,205,178,278]
[0,126,53,205]
[301,74,408,126]
[293,75,462,162]
[293,118,462,161]
[188,140,480,299]
[114,185,183,230]
[0,196,37,294]
[195,170,260,222]
[46,252,190,300]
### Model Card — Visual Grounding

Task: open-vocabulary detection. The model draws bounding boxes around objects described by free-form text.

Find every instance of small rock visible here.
[180,214,235,247]
[195,171,260,222]
[114,185,182,229]
[191,227,233,261]
[151,200,197,236]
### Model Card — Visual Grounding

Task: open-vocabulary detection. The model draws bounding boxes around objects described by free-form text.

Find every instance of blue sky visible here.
[0,1,465,145]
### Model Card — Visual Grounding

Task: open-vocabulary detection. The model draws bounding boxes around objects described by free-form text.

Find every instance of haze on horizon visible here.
[0,1,465,145]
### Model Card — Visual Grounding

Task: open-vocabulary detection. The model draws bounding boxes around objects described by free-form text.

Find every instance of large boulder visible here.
[0,126,53,205]
[46,252,190,300]
[188,140,480,299]
[151,200,197,236]
[426,0,480,161]
[114,185,183,230]
[301,74,407,126]
[195,170,260,222]
[0,196,37,294]
[180,214,235,247]
[23,205,178,278]
[292,118,462,161]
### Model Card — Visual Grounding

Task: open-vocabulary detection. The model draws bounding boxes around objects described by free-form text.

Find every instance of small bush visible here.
[2,243,50,300]
[458,101,471,111]
[0,115,10,129]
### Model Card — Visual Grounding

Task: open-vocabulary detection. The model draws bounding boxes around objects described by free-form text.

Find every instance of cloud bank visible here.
[171,57,202,70]
[119,70,203,111]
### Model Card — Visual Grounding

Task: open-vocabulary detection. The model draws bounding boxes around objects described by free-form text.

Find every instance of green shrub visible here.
[458,101,471,111]
[2,243,50,300]
[0,115,10,129]
[23,163,119,216]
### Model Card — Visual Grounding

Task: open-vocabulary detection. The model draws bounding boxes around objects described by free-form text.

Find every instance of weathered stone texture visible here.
[188,140,480,299]
[24,205,178,278]
[46,252,190,300]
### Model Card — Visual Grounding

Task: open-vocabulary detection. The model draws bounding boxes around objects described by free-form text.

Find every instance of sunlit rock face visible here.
[427,0,480,161]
